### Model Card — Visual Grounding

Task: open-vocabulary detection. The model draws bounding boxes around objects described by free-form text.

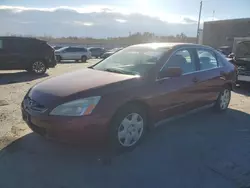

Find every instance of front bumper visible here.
[21,105,110,144]
[47,58,57,68]
[237,66,250,82]
[237,75,250,82]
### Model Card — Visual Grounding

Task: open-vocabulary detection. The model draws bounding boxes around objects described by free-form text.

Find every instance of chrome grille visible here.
[237,66,250,76]
[23,97,47,113]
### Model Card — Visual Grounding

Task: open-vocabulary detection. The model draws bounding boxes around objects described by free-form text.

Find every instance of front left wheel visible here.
[109,104,147,151]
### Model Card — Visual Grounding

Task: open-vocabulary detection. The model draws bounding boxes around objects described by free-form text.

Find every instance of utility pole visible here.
[196,1,203,44]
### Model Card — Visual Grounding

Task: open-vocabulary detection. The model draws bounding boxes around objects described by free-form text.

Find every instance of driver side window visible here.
[163,49,196,74]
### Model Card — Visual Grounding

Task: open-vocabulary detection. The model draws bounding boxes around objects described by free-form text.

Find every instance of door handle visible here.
[192,77,199,83]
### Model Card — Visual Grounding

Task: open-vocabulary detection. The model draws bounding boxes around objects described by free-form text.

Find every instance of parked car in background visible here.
[228,41,250,84]
[101,47,123,59]
[22,43,235,151]
[0,36,56,74]
[55,46,91,62]
[218,46,232,56]
[88,47,105,58]
[52,46,64,50]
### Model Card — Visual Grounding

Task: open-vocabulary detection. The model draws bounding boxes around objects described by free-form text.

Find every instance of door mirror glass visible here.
[158,67,182,78]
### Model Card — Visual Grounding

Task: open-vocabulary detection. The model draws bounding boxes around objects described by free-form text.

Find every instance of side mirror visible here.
[158,67,182,79]
[228,53,235,58]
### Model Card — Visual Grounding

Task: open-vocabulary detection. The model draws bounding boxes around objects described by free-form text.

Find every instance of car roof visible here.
[0,36,45,42]
[130,43,213,50]
[88,47,103,49]
[68,46,86,48]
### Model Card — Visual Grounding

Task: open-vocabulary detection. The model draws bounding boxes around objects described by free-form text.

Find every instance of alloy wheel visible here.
[32,61,46,74]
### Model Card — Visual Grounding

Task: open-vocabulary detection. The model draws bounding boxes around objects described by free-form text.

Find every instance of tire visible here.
[109,104,147,151]
[213,88,231,112]
[31,60,47,75]
[81,56,87,62]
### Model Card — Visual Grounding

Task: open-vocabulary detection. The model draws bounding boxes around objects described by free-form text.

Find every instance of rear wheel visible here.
[31,60,47,75]
[81,56,87,62]
[109,104,147,151]
[214,88,231,112]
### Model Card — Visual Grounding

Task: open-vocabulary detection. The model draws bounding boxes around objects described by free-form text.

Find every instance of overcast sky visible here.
[1,0,249,37]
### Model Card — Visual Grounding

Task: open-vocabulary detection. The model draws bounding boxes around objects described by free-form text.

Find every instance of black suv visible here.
[0,36,57,74]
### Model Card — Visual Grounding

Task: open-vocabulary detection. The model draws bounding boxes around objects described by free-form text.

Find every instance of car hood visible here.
[29,68,136,107]
[105,51,115,54]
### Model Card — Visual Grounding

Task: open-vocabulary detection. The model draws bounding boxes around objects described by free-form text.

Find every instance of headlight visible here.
[50,96,101,116]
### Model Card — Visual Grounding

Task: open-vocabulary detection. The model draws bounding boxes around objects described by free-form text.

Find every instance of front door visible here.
[150,48,201,121]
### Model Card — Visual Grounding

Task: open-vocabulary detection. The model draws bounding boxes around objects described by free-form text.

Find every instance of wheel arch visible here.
[224,81,233,91]
[110,99,153,131]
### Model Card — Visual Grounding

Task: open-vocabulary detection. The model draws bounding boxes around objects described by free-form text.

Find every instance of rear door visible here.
[90,48,97,56]
[0,38,9,69]
[71,47,84,60]
[0,38,22,70]
[79,47,87,58]
[194,48,225,105]
[62,47,76,60]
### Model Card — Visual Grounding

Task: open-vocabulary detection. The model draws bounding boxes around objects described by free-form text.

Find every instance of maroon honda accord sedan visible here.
[21,43,236,150]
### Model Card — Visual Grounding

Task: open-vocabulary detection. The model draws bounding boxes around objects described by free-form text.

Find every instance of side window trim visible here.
[215,51,226,67]
[157,46,222,81]
[160,47,197,72]
[159,47,197,74]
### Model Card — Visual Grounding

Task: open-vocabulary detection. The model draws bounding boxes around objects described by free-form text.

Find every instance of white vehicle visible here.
[55,46,91,62]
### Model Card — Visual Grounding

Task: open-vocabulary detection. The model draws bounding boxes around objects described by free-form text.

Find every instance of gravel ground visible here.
[0,60,98,149]
[0,61,250,188]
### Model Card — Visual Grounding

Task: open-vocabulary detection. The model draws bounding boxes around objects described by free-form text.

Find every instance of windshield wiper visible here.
[104,68,137,75]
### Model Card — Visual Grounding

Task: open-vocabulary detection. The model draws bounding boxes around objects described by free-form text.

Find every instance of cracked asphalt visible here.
[0,60,250,188]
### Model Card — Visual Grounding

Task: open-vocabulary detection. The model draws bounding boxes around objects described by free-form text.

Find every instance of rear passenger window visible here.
[197,49,218,70]
[80,48,87,52]
[65,48,76,52]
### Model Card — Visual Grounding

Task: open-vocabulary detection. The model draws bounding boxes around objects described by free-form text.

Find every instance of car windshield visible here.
[93,46,167,76]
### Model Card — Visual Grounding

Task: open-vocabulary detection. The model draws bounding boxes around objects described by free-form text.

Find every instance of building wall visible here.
[203,18,250,48]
